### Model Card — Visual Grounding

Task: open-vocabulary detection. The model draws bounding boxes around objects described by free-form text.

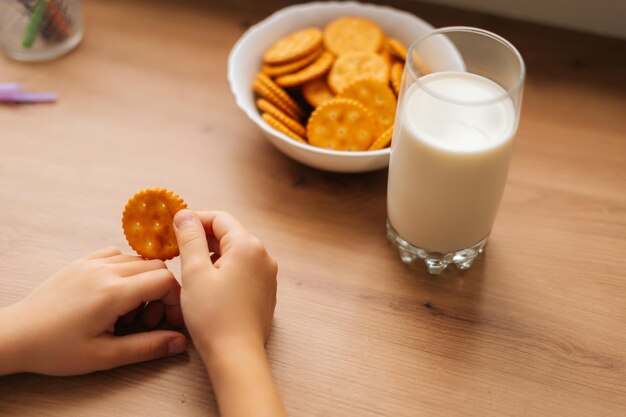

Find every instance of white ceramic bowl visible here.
[228,1,456,173]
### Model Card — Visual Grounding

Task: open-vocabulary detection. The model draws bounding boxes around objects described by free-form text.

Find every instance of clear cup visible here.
[386,27,525,275]
[0,0,83,62]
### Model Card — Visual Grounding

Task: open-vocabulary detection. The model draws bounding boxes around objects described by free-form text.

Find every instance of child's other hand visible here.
[173,210,286,417]
[0,248,186,376]
[173,210,278,357]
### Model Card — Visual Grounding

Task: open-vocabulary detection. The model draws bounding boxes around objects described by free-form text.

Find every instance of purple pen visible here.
[0,83,22,99]
[3,91,59,103]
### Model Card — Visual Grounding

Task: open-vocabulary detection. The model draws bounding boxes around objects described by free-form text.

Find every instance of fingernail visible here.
[168,336,187,355]
[174,209,194,228]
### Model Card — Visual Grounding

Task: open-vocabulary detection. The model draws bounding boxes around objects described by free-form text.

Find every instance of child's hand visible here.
[0,248,186,376]
[173,210,285,417]
[173,210,278,355]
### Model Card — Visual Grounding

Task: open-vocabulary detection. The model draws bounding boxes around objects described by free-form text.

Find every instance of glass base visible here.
[386,220,487,275]
[2,28,83,62]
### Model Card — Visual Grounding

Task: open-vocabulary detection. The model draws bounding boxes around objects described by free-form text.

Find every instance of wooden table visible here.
[1,0,624,415]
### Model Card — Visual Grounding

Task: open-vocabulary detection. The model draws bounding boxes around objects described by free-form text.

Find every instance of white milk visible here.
[387,72,516,253]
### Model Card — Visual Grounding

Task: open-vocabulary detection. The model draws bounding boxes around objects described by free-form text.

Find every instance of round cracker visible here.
[262,48,322,78]
[387,38,408,61]
[257,98,307,138]
[368,125,393,150]
[262,113,306,144]
[328,52,389,94]
[390,62,404,96]
[276,52,334,88]
[302,78,334,108]
[323,17,384,55]
[255,73,304,119]
[411,50,431,75]
[122,188,187,261]
[378,40,394,67]
[338,78,397,131]
[253,79,301,120]
[307,98,378,151]
[263,28,323,65]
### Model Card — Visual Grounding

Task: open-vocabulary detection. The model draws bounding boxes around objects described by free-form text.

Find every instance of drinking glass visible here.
[386,27,525,275]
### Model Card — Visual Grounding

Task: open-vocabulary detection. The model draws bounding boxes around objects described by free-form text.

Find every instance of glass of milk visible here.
[386,27,525,275]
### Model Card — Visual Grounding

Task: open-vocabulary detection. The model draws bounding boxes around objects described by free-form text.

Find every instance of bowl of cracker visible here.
[228,2,459,173]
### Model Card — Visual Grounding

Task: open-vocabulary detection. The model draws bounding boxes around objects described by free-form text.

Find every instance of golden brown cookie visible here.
[368,125,393,150]
[276,52,334,88]
[328,52,389,94]
[390,61,404,96]
[254,73,304,119]
[262,48,323,78]
[263,28,323,65]
[387,38,408,61]
[253,78,300,120]
[389,39,430,74]
[302,78,335,108]
[307,98,378,151]
[122,188,187,261]
[378,40,394,67]
[257,98,307,138]
[323,17,384,55]
[411,50,431,75]
[338,78,396,131]
[262,113,307,143]
[257,73,304,116]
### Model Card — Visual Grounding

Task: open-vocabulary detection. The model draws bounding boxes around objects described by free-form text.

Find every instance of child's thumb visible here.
[102,331,186,368]
[173,209,212,273]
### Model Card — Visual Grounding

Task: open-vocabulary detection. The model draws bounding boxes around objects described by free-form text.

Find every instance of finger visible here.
[103,254,146,264]
[120,268,180,313]
[196,211,247,240]
[173,210,214,279]
[112,259,167,277]
[162,274,181,307]
[178,211,220,260]
[82,247,122,260]
[196,211,252,257]
[99,331,187,369]
[142,301,165,329]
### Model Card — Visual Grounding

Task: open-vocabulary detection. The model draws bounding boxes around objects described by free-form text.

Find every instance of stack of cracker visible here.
[253,17,425,152]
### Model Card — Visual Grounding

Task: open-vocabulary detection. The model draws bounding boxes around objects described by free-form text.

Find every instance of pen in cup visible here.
[1,0,83,61]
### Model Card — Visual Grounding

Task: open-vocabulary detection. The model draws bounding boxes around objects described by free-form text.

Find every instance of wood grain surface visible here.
[1,0,625,416]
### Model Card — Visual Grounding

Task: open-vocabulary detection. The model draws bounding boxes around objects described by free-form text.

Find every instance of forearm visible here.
[200,340,287,417]
[0,304,28,376]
